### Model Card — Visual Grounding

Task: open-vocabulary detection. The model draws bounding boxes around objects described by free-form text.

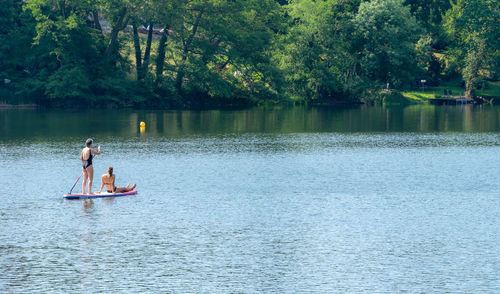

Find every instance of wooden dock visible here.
[430,96,475,105]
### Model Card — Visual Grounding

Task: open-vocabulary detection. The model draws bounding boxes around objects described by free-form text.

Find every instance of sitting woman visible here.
[98,166,136,193]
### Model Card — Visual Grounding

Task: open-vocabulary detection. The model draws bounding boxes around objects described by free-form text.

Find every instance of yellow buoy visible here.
[139,121,146,127]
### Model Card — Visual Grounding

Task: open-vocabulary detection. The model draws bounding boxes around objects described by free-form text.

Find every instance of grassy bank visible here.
[401,81,500,103]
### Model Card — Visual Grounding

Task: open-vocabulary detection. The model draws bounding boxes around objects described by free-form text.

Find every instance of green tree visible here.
[276,0,362,101]
[22,1,99,102]
[353,0,422,88]
[405,0,451,34]
[163,0,282,100]
[21,0,139,106]
[0,1,21,80]
[444,0,500,97]
[277,0,423,101]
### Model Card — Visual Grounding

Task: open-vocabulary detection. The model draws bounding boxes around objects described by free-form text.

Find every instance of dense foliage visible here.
[0,0,498,107]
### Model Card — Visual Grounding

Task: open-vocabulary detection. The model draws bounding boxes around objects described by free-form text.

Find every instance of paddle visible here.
[69,171,83,194]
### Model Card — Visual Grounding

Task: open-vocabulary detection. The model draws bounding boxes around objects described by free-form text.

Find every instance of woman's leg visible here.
[87,166,94,194]
[82,169,88,194]
[115,184,136,193]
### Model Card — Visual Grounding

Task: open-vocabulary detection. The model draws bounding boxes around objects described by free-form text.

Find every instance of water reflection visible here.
[82,199,94,213]
[1,105,499,141]
[103,198,115,205]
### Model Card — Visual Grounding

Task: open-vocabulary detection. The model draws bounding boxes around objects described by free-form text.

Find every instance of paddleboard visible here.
[63,189,137,200]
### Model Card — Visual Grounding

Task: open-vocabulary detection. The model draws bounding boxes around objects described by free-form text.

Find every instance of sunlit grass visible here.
[401,81,500,103]
[401,91,436,102]
[479,81,500,97]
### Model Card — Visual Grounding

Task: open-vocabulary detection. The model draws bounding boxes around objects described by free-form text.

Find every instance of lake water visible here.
[1,105,499,292]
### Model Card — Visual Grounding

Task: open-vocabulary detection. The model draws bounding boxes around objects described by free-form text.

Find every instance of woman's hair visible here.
[108,166,113,176]
[85,138,93,147]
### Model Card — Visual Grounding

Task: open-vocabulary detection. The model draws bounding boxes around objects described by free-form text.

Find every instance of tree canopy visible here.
[0,0,498,107]
[444,0,499,96]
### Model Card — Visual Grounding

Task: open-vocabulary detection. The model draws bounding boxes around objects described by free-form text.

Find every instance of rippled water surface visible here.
[1,106,499,292]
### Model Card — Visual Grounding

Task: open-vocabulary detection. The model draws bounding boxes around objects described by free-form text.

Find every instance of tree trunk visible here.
[175,61,186,93]
[175,10,204,92]
[463,39,486,99]
[464,52,480,98]
[140,23,154,80]
[59,0,67,19]
[132,23,142,79]
[106,28,121,64]
[464,82,475,98]
[155,26,170,86]
[92,10,102,32]
[105,7,128,66]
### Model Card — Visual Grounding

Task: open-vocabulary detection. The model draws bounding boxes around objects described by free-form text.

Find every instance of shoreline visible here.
[0,94,497,111]
[0,103,38,110]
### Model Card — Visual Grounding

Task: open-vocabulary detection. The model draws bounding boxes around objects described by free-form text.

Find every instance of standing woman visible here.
[81,138,101,194]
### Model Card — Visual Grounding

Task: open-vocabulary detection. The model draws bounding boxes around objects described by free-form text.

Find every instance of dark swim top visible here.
[83,148,93,169]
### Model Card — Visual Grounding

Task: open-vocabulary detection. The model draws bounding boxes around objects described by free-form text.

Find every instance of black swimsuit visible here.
[83,149,93,169]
